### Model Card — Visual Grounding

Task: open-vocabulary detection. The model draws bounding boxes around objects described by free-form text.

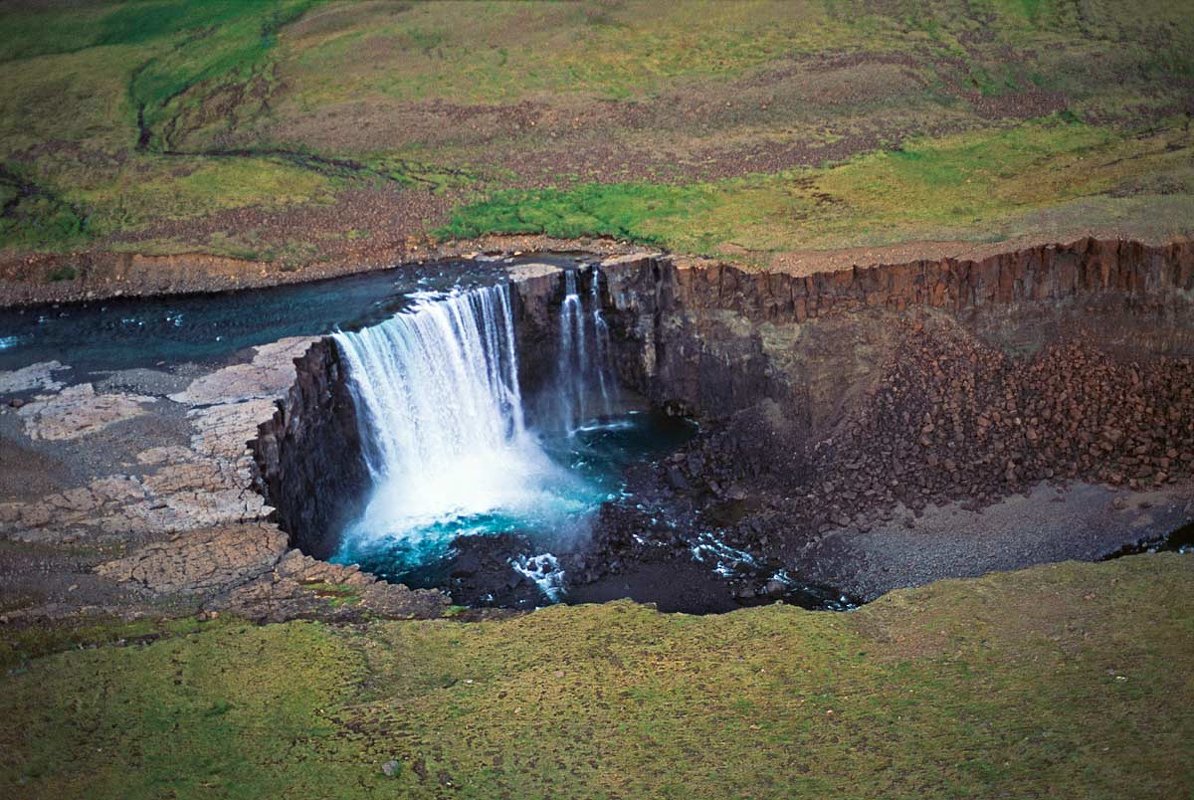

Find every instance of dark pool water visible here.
[1105,520,1194,559]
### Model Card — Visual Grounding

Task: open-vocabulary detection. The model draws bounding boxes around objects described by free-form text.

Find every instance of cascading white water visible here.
[336,285,526,482]
[590,270,618,415]
[332,284,589,566]
[325,269,674,600]
[556,269,619,434]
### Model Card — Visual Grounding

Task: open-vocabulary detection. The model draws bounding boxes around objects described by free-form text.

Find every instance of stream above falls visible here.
[0,255,582,375]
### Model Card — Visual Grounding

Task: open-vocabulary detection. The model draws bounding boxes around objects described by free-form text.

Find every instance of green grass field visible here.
[0,0,1191,265]
[2,554,1190,798]
[438,118,1194,256]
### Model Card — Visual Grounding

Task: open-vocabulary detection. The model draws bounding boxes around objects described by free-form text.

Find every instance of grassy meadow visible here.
[0,0,1191,264]
[2,554,1191,798]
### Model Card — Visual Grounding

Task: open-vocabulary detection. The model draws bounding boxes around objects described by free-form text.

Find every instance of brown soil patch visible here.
[106,185,457,266]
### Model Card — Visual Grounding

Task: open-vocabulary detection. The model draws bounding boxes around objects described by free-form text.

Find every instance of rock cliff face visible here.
[587,239,1194,598]
[504,262,571,408]
[599,238,1194,437]
[252,340,370,560]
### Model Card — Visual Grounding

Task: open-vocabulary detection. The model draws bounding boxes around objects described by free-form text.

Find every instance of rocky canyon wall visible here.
[593,239,1194,577]
[599,238,1194,438]
[254,238,1193,565]
[252,340,370,560]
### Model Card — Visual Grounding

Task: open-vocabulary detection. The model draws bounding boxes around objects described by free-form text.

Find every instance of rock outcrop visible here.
[252,339,371,560]
[600,238,1194,432]
[16,383,157,441]
[94,522,449,622]
[95,523,290,595]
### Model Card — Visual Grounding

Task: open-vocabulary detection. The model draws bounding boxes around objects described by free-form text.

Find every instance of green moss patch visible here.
[440,118,1194,257]
[1,620,365,799]
[2,555,1190,798]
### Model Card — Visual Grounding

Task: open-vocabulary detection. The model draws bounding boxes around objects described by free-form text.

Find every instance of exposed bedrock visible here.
[504,261,583,407]
[597,239,1194,430]
[252,341,370,560]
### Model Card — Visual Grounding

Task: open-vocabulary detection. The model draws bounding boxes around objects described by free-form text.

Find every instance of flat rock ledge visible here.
[94,523,448,623]
[0,333,452,625]
[18,383,156,441]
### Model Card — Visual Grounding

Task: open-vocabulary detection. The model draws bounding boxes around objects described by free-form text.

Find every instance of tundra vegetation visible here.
[2,557,1191,798]
[0,0,1191,264]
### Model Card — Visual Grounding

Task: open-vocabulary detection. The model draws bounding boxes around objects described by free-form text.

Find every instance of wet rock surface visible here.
[252,340,371,561]
[437,533,557,610]
[560,489,855,613]
[0,360,70,395]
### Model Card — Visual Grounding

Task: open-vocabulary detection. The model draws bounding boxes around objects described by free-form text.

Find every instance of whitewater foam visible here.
[332,283,599,569]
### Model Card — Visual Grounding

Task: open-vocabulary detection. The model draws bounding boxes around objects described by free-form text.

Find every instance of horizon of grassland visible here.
[0,0,1192,270]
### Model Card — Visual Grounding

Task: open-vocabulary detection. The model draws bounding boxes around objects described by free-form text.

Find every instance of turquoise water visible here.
[334,410,695,588]
[323,276,699,594]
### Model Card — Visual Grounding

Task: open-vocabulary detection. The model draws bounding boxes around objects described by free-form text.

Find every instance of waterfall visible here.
[332,284,584,564]
[556,269,619,434]
[330,271,631,587]
[590,269,618,417]
[334,285,525,483]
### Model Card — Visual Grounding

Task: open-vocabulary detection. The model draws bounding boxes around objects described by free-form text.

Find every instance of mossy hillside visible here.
[0,1,336,255]
[0,614,228,674]
[0,1,316,148]
[2,554,1191,798]
[2,620,365,799]
[0,166,89,251]
[277,0,1194,111]
[440,118,1194,257]
[72,156,335,234]
[1,1,1192,260]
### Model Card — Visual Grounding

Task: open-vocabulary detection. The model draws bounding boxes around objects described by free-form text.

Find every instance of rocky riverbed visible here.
[0,335,447,626]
